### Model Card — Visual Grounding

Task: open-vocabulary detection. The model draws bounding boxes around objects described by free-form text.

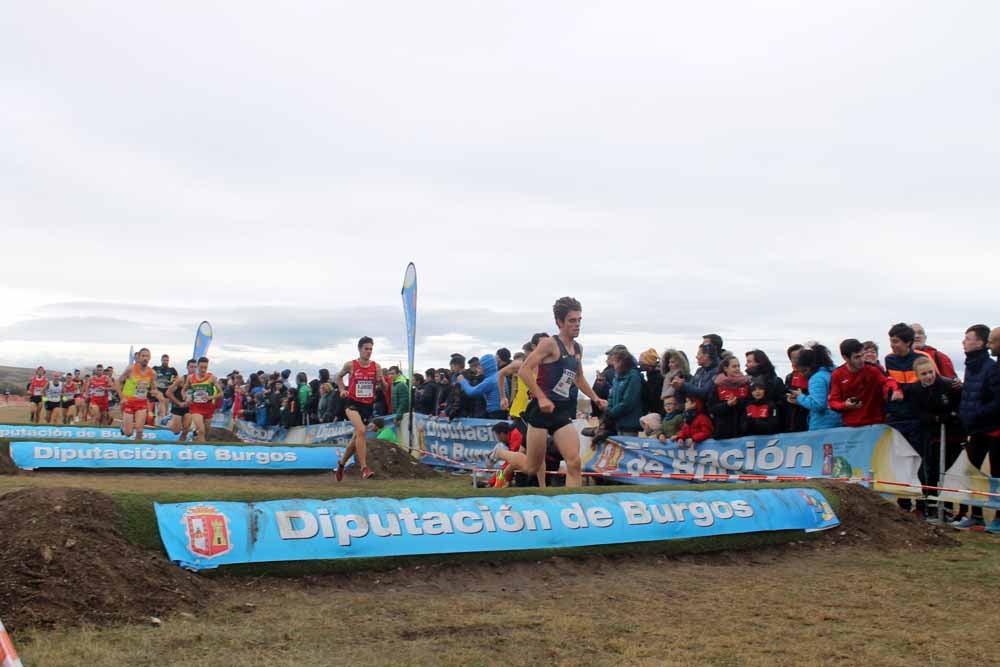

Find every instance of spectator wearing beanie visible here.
[638,348,664,415]
[743,376,780,436]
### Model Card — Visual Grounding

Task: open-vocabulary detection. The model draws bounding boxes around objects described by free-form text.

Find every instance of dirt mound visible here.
[0,487,210,632]
[206,426,240,442]
[806,480,957,551]
[0,444,17,475]
[342,439,441,479]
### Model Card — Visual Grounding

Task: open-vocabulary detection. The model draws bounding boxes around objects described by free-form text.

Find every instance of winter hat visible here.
[639,348,659,367]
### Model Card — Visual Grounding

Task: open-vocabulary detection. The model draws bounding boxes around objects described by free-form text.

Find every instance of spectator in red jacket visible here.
[673,396,713,448]
[911,323,958,380]
[829,338,903,427]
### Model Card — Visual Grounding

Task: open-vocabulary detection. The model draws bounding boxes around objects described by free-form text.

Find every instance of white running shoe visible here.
[488,443,509,464]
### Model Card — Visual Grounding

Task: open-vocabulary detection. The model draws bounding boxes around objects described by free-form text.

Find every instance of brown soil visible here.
[806,479,958,551]
[0,444,17,475]
[0,480,953,634]
[0,487,209,632]
[341,439,441,480]
[206,427,239,442]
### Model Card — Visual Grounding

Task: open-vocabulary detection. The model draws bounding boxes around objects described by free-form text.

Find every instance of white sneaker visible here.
[488,443,509,464]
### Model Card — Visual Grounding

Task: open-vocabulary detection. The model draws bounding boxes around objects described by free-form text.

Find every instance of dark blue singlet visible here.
[536,336,581,407]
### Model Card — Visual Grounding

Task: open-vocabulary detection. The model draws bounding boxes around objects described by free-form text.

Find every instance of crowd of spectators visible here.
[216,321,999,530]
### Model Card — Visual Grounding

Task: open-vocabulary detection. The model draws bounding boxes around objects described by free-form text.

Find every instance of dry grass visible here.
[11,533,999,667]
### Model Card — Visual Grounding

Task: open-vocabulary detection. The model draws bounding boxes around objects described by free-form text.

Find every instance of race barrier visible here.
[0,423,179,442]
[939,451,1000,510]
[208,413,396,446]
[410,416,923,494]
[9,441,347,471]
[0,616,23,667]
[155,487,839,570]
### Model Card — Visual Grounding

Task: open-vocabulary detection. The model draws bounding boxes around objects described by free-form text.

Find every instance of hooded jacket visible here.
[392,374,411,419]
[456,354,501,414]
[675,398,713,443]
[795,366,844,431]
[607,365,643,431]
[680,362,718,402]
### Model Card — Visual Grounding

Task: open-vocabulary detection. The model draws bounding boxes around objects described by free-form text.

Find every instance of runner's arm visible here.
[574,351,605,405]
[497,360,521,407]
[114,368,131,397]
[213,377,225,403]
[518,338,556,404]
[166,378,184,406]
[335,362,352,395]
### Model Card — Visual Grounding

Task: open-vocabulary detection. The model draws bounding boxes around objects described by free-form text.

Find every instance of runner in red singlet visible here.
[27,367,48,424]
[333,336,384,481]
[86,364,111,425]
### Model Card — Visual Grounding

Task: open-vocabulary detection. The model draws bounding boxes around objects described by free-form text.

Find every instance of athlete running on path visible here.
[28,367,48,424]
[518,297,606,487]
[334,336,384,481]
[181,357,223,443]
[115,348,164,440]
[153,354,178,422]
[166,358,197,441]
[43,371,64,424]
[85,365,110,424]
[61,373,78,424]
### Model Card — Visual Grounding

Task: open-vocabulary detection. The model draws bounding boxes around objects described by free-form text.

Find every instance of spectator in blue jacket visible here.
[788,344,843,431]
[455,353,504,419]
[954,324,1000,531]
[671,344,719,402]
[606,348,644,435]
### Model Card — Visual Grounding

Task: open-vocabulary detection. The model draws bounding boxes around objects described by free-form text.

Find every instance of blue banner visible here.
[585,425,921,494]
[227,416,395,445]
[10,441,345,471]
[401,262,417,379]
[155,487,839,570]
[409,416,922,493]
[193,321,213,359]
[412,415,497,468]
[0,424,179,441]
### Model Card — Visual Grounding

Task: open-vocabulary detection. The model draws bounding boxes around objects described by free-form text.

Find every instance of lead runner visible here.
[518,296,606,487]
[334,336,384,481]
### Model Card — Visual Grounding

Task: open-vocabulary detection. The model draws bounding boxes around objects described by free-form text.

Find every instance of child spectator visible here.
[708,356,750,440]
[673,396,713,448]
[657,395,684,442]
[784,344,810,432]
[743,377,780,435]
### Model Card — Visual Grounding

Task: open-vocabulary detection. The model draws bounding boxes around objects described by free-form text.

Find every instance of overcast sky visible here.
[3,2,999,379]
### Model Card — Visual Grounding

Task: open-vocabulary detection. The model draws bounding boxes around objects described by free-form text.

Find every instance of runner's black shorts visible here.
[345,399,374,424]
[44,401,60,411]
[524,399,575,435]
[30,396,42,404]
[171,405,190,417]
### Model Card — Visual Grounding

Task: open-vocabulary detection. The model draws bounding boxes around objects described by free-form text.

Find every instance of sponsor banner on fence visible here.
[10,441,345,471]
[585,425,922,493]
[0,423,179,442]
[939,451,1000,510]
[229,416,395,445]
[409,417,920,492]
[411,414,500,468]
[155,487,839,570]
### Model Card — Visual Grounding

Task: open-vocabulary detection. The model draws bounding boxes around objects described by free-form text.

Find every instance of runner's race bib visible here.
[33,388,43,396]
[355,380,374,399]
[193,389,210,403]
[92,388,105,397]
[135,383,149,399]
[552,369,576,399]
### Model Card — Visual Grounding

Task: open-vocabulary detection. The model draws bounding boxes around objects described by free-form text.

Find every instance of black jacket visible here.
[959,349,1000,434]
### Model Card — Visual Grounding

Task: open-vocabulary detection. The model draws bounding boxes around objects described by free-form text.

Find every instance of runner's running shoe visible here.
[986,518,1000,534]
[488,443,509,464]
[361,466,374,479]
[335,463,344,482]
[953,516,985,530]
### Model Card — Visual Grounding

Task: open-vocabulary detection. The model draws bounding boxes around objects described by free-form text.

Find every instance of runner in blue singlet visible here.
[519,296,607,487]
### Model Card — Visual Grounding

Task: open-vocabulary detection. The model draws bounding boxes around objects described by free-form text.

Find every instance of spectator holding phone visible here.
[829,338,902,427]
